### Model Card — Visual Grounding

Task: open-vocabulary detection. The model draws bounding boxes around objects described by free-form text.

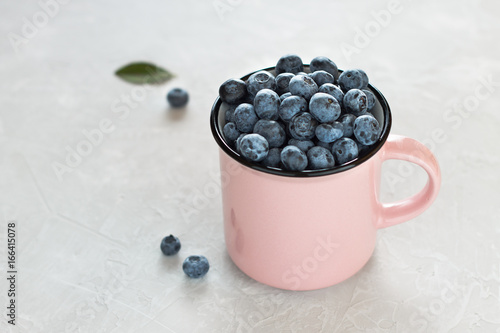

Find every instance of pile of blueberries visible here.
[219,55,382,171]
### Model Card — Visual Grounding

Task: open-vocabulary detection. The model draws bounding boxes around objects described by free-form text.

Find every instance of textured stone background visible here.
[0,0,499,332]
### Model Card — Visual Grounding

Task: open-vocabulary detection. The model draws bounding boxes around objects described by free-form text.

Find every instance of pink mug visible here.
[210,67,441,291]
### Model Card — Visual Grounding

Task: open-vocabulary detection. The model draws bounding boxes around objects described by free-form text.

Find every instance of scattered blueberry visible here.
[309,92,341,123]
[309,70,335,87]
[160,235,181,256]
[310,56,339,81]
[223,122,241,144]
[338,69,369,92]
[254,89,279,120]
[239,133,269,162]
[183,255,210,278]
[279,95,308,121]
[234,103,258,133]
[276,54,304,74]
[315,122,344,143]
[253,119,286,148]
[279,92,292,102]
[307,146,335,170]
[353,115,380,145]
[318,83,344,108]
[332,137,359,165]
[280,145,308,171]
[247,71,276,96]
[219,79,247,104]
[289,75,318,100]
[167,88,189,108]
[339,114,356,138]
[276,73,295,95]
[288,139,315,153]
[261,147,282,168]
[288,112,318,140]
[344,89,368,116]
[362,89,376,111]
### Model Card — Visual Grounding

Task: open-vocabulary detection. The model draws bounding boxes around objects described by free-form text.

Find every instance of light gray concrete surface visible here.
[1,0,499,332]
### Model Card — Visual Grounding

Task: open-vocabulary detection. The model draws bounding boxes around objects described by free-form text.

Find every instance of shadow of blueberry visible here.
[166,106,188,121]
[159,252,182,273]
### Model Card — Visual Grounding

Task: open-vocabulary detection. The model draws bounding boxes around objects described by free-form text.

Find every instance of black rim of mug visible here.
[210,66,392,178]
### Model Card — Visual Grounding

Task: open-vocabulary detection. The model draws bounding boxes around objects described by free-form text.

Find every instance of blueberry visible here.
[309,92,341,123]
[309,70,335,87]
[160,235,181,256]
[235,133,246,153]
[307,146,335,170]
[240,95,255,105]
[288,139,315,152]
[234,103,258,132]
[223,122,241,144]
[276,120,287,131]
[315,122,343,143]
[261,147,282,168]
[353,115,380,145]
[318,83,344,108]
[338,69,369,92]
[182,255,209,278]
[219,79,247,104]
[279,92,292,102]
[225,105,236,123]
[247,71,276,96]
[315,141,332,150]
[288,112,318,140]
[289,75,318,100]
[167,88,189,108]
[339,114,356,138]
[275,73,295,95]
[362,89,376,111]
[344,89,368,116]
[357,142,373,156]
[253,119,286,148]
[254,89,279,120]
[310,56,339,81]
[279,95,308,121]
[276,54,304,74]
[280,145,308,171]
[331,137,359,165]
[239,133,269,162]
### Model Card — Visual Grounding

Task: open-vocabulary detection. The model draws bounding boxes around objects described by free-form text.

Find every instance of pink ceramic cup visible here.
[210,67,441,291]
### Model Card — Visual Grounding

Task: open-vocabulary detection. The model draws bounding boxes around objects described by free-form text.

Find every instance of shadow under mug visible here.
[210,66,441,291]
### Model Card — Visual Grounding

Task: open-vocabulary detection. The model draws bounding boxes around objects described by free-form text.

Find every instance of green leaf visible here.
[115,62,174,85]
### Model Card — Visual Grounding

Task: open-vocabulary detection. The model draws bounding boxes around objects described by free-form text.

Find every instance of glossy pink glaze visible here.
[219,135,441,290]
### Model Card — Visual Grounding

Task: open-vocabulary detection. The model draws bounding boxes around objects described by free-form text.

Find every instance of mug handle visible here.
[376,134,441,229]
